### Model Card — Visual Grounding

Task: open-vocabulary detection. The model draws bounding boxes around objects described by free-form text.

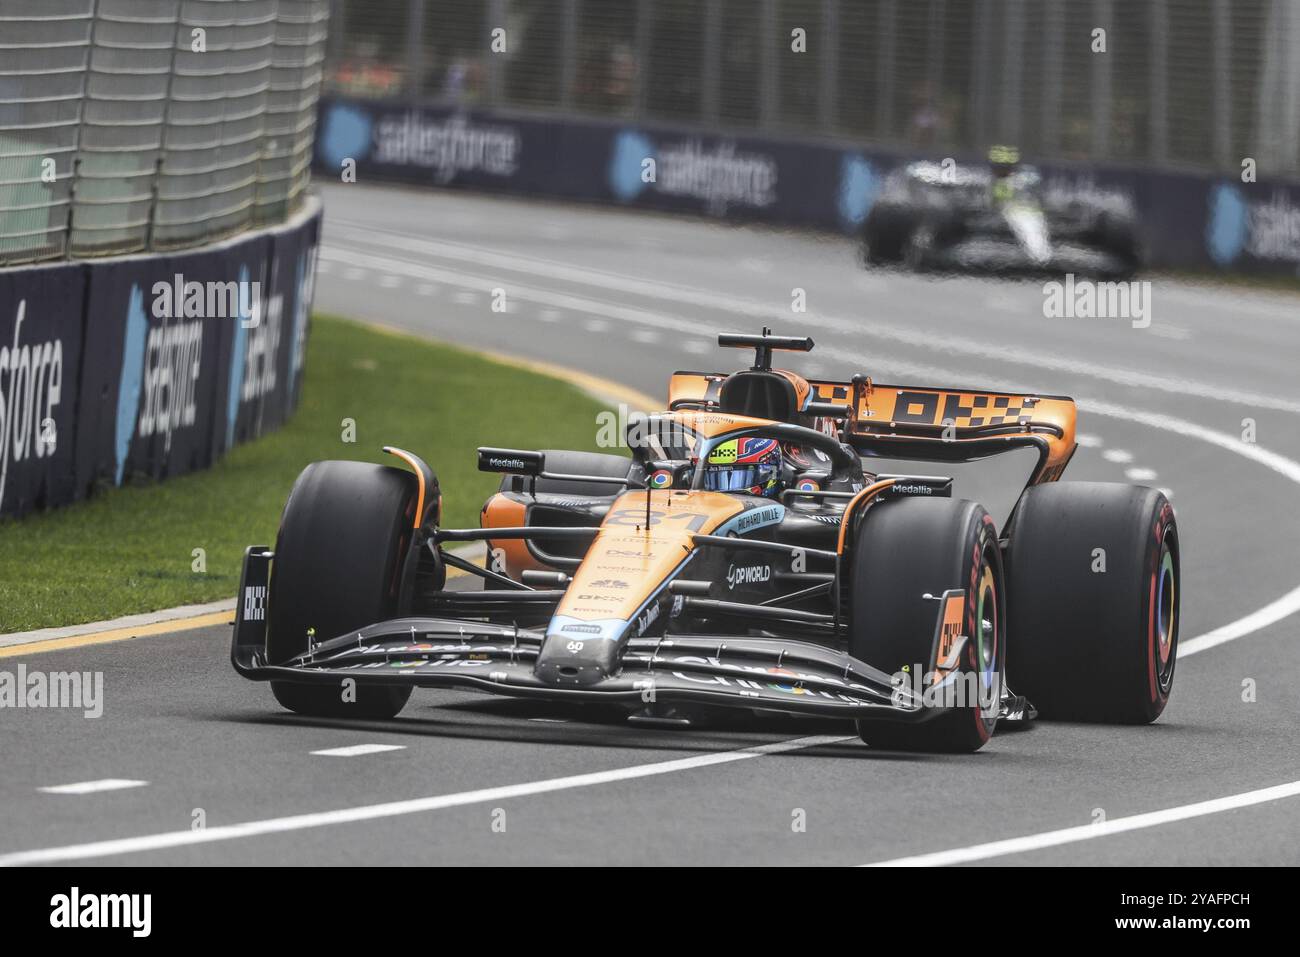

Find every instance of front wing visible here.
[232,547,972,722]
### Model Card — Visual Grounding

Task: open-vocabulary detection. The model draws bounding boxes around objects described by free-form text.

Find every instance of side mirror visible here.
[646,459,694,490]
[477,447,545,476]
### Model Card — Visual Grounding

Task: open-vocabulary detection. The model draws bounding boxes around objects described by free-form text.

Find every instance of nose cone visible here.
[534,617,628,686]
[532,488,747,687]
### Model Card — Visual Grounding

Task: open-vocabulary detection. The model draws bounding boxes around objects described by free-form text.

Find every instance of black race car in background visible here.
[863,146,1143,277]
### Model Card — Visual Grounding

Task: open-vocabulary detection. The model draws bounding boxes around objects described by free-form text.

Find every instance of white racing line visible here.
[5,229,1297,867]
[327,221,1300,415]
[866,779,1300,867]
[0,736,851,866]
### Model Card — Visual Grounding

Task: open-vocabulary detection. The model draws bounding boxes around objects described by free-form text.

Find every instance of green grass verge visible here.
[0,315,615,633]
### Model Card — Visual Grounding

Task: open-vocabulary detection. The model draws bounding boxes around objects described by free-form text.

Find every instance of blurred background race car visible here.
[862,146,1143,277]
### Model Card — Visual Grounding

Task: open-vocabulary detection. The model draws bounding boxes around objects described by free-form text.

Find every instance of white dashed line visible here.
[682,339,710,354]
[342,267,367,281]
[39,779,148,795]
[1149,324,1191,341]
[378,274,402,289]
[1102,448,1134,464]
[630,328,660,344]
[537,308,562,322]
[1125,467,1158,481]
[452,290,479,305]
[0,735,849,864]
[415,283,438,296]
[1075,433,1104,448]
[310,744,407,758]
[584,318,610,332]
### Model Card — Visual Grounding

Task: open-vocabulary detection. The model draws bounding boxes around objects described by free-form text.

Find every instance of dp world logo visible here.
[608,130,655,202]
[838,153,879,229]
[318,102,373,169]
[1206,181,1248,266]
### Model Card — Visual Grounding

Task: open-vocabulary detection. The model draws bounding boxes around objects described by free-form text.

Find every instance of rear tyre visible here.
[1005,482,1178,723]
[862,205,913,266]
[268,460,417,719]
[849,498,1005,753]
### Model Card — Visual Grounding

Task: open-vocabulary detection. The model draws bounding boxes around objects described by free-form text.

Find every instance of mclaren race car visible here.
[232,331,1179,752]
[862,146,1143,277]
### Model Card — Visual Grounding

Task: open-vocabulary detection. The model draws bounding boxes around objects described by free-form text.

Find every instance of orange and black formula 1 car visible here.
[232,332,1179,752]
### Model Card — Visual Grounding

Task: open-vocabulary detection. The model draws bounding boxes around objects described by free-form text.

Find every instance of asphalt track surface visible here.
[2,182,1299,866]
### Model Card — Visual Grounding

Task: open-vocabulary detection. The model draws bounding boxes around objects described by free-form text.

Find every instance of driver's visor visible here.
[703,465,764,492]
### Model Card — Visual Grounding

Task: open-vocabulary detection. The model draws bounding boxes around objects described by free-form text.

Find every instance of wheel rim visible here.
[1155,533,1177,676]
[975,558,999,705]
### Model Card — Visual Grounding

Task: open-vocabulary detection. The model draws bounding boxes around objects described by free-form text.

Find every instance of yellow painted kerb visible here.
[0,611,235,659]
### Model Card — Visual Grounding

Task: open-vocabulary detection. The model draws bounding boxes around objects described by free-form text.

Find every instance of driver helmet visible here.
[988,144,1021,178]
[703,437,783,497]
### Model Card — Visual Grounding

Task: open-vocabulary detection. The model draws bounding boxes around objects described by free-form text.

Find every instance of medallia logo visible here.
[608,130,655,201]
[318,102,373,169]
[113,285,149,486]
[837,152,879,229]
[1206,182,1249,266]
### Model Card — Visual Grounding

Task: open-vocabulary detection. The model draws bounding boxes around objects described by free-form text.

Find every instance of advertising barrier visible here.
[315,96,1300,278]
[0,200,321,519]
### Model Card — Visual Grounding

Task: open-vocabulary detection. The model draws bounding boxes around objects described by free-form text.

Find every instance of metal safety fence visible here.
[0,0,329,265]
[322,0,1300,179]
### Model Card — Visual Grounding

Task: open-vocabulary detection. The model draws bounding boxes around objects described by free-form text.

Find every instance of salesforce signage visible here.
[312,95,1300,277]
[0,263,84,517]
[1206,182,1300,269]
[317,100,523,188]
[607,130,778,215]
[0,205,321,519]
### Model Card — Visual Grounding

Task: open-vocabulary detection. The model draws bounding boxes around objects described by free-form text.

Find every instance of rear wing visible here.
[666,370,1077,486]
[820,375,1077,485]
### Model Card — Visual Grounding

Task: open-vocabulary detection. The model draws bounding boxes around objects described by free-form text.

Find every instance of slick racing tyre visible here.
[861,204,913,266]
[267,460,418,719]
[849,498,1005,753]
[1005,482,1179,723]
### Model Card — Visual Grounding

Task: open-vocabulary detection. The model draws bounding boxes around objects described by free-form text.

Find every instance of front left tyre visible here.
[849,498,1005,753]
[267,460,418,719]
